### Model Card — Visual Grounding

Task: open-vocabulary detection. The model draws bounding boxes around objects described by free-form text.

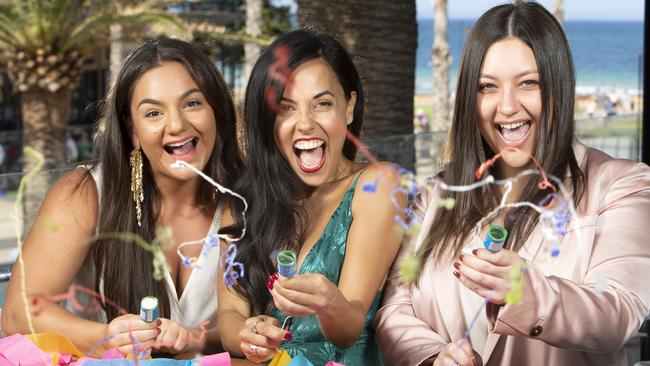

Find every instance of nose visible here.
[166,108,186,134]
[295,108,316,133]
[497,87,521,117]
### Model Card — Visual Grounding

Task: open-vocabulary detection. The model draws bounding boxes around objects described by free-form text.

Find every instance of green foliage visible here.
[263,0,292,36]
[0,0,179,57]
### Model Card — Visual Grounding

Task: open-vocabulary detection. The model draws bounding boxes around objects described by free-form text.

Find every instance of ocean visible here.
[416,19,644,94]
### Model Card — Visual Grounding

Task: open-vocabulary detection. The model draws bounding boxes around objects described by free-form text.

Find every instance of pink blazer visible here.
[374,142,650,366]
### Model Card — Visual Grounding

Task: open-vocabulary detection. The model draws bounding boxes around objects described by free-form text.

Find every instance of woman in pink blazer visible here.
[374,1,650,365]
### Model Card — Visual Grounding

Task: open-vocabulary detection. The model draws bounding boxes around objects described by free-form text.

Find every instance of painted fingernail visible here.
[453,271,460,278]
[273,273,279,279]
[453,262,460,270]
[284,332,293,341]
[472,249,479,256]
[267,280,273,291]
[155,319,162,326]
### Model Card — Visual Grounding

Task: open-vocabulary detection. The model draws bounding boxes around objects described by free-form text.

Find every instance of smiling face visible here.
[130,61,216,181]
[477,37,542,178]
[274,58,357,187]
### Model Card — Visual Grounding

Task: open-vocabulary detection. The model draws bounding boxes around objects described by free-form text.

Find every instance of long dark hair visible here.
[92,37,243,321]
[419,1,585,266]
[233,28,364,315]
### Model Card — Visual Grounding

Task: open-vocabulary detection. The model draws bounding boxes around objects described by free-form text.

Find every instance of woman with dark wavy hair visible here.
[375,2,650,365]
[2,37,243,357]
[217,28,405,364]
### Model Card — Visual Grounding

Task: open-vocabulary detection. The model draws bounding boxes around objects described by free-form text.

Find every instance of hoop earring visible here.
[130,149,144,227]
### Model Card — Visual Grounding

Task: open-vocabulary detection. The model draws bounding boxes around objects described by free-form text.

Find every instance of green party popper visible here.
[277,250,297,278]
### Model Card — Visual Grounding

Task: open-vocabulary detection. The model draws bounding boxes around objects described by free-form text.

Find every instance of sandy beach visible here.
[415,87,643,121]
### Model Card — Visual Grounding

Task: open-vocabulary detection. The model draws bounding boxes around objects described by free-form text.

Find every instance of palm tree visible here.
[431,0,451,133]
[553,0,565,25]
[0,0,177,229]
[245,0,263,88]
[297,0,418,171]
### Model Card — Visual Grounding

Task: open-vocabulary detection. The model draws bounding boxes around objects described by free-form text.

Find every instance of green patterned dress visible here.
[271,172,384,366]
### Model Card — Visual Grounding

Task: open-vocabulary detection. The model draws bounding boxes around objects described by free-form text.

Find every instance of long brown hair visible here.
[91,38,243,321]
[418,1,585,267]
[232,29,365,315]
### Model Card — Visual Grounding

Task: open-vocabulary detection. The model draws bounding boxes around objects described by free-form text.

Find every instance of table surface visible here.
[231,358,260,366]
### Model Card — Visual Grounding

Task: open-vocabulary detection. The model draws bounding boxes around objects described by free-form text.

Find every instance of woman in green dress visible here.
[216,28,406,365]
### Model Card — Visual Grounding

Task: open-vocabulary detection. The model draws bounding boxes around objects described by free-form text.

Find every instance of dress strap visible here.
[347,168,366,193]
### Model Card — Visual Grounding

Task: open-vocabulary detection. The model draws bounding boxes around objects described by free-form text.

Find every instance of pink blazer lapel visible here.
[482,331,502,363]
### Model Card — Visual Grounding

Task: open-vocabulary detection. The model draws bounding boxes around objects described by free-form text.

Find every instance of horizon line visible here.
[416,16,644,22]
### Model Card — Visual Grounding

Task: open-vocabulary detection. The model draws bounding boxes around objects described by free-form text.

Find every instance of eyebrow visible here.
[281,91,335,103]
[480,70,539,79]
[136,88,202,108]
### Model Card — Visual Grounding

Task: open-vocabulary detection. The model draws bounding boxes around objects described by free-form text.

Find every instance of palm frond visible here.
[0,0,182,57]
[61,11,180,53]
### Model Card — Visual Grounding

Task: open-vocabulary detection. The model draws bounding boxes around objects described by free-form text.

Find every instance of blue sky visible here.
[270,0,645,21]
[416,0,644,21]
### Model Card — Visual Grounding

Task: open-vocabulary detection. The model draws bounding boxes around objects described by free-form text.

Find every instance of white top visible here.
[65,165,222,328]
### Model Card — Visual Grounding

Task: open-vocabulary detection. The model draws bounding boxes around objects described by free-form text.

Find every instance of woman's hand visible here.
[101,314,160,356]
[152,318,204,355]
[269,272,339,317]
[433,339,482,366]
[239,315,289,363]
[454,248,523,305]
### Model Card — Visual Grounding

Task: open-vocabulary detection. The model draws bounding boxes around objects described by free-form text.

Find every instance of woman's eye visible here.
[522,79,539,87]
[279,104,294,112]
[479,83,496,91]
[185,99,201,108]
[145,110,160,118]
[315,100,332,108]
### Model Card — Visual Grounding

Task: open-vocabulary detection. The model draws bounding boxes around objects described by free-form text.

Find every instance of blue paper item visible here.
[81,360,191,365]
[362,182,377,192]
[80,352,230,366]
[286,355,315,366]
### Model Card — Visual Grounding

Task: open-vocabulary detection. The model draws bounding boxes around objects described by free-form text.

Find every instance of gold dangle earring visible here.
[130,149,144,227]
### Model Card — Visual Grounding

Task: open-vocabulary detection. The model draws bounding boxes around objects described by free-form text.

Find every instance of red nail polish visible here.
[156,319,162,326]
[273,273,279,279]
[453,262,460,270]
[267,279,274,290]
[459,254,464,262]
[472,249,479,256]
[453,271,460,278]
[284,332,293,341]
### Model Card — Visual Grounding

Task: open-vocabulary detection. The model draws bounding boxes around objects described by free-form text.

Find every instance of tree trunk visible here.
[244,0,263,91]
[110,24,146,85]
[297,0,417,171]
[431,0,451,132]
[553,0,564,25]
[20,88,71,232]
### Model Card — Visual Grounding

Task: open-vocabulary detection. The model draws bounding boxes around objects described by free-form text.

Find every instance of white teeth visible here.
[294,140,324,150]
[166,138,194,147]
[498,121,528,130]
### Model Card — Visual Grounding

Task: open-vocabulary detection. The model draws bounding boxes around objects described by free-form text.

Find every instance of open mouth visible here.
[163,137,198,157]
[496,120,532,145]
[293,138,326,173]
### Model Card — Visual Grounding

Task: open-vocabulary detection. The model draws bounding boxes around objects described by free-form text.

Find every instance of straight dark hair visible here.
[419,1,585,266]
[233,28,364,315]
[92,37,243,321]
